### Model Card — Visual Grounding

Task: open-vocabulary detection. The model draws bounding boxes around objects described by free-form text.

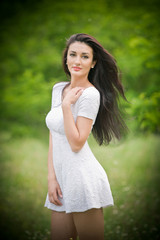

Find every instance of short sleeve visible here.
[51,82,69,109]
[77,87,100,125]
[51,85,59,109]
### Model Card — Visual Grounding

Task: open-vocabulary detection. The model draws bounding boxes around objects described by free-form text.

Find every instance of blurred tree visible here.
[0,0,159,135]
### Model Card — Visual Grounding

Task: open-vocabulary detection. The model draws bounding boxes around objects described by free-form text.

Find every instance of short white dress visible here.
[44,81,114,213]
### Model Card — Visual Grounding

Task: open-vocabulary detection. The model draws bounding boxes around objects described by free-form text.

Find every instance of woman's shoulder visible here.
[77,86,100,108]
[53,81,69,91]
[81,86,100,99]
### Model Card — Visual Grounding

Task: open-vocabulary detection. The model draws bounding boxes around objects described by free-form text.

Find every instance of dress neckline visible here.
[60,82,96,103]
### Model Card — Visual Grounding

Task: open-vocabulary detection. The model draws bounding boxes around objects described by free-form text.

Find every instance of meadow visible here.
[0,131,159,240]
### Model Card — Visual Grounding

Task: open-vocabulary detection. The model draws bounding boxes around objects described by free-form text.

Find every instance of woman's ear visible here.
[92,60,97,68]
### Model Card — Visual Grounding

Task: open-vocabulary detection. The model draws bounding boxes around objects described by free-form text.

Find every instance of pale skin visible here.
[48,41,104,240]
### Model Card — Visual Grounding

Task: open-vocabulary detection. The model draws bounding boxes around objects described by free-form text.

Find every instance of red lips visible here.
[72,67,82,71]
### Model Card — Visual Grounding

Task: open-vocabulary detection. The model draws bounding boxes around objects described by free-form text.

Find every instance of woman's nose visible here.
[75,56,81,65]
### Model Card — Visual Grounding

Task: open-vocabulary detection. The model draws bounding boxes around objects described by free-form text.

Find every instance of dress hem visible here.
[44,202,114,214]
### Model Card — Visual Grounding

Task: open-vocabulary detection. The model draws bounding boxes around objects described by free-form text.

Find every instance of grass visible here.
[0,131,160,240]
[91,134,160,240]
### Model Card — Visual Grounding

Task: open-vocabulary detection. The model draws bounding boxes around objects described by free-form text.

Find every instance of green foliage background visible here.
[0,0,160,136]
[0,0,160,239]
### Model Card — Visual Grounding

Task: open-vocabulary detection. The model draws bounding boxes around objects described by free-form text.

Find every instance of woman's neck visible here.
[70,76,91,88]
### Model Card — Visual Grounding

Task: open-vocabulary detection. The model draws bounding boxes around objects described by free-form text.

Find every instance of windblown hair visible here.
[62,33,128,145]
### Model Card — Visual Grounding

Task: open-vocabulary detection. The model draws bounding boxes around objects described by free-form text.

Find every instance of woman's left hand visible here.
[62,87,84,106]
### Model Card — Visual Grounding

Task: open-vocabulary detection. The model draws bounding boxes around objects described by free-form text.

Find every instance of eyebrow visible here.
[69,50,90,55]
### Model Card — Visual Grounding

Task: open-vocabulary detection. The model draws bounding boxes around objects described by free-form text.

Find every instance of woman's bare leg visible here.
[51,211,77,240]
[72,208,104,240]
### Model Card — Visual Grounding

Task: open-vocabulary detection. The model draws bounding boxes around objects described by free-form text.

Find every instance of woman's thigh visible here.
[72,208,104,240]
[51,210,77,240]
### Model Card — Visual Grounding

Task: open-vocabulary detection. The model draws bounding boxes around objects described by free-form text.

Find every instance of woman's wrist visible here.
[48,174,57,182]
[62,100,71,109]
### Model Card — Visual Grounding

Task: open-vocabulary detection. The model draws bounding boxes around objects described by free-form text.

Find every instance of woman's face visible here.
[66,41,96,78]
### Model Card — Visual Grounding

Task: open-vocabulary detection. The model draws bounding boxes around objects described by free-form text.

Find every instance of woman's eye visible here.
[70,53,75,57]
[82,55,89,59]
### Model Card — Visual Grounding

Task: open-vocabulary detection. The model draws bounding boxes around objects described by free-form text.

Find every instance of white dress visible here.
[44,81,114,213]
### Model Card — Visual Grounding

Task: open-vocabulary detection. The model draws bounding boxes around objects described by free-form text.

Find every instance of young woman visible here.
[44,33,127,240]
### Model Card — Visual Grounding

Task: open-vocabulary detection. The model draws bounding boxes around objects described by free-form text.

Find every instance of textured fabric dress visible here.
[44,81,114,213]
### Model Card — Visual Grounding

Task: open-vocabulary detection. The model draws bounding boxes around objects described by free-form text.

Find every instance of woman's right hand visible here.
[48,178,63,206]
[62,87,84,106]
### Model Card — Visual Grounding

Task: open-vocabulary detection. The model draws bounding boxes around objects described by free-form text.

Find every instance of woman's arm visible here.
[62,87,93,152]
[48,132,56,180]
[48,131,63,205]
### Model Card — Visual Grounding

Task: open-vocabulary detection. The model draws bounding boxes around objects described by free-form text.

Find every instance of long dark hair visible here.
[62,33,128,145]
